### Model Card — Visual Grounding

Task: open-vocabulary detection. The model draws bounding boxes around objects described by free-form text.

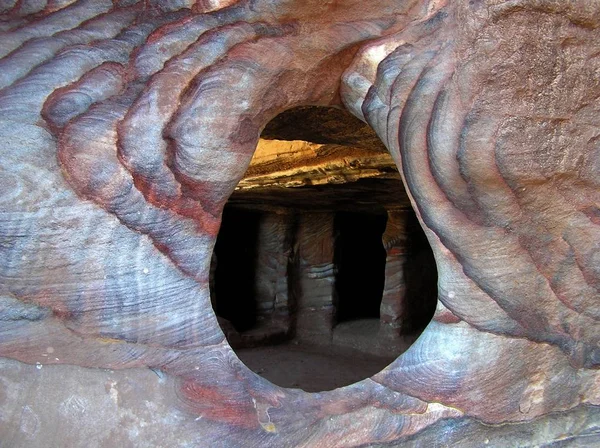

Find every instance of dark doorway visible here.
[401,211,439,334]
[334,211,387,323]
[213,206,261,332]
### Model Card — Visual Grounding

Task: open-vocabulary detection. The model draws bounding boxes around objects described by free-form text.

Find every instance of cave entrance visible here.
[211,105,438,392]
[334,211,387,323]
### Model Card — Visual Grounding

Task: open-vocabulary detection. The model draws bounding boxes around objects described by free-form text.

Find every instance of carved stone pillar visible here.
[380,208,410,332]
[254,211,294,332]
[294,213,336,344]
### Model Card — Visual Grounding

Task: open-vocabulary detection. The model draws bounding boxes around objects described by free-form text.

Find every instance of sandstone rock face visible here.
[0,1,599,446]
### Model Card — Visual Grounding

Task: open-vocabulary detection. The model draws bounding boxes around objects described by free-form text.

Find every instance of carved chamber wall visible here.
[211,203,437,353]
[0,0,599,446]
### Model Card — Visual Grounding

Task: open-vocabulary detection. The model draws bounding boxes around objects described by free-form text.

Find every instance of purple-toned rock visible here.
[0,0,599,446]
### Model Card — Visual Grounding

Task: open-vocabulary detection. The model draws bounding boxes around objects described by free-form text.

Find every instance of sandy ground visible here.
[236,342,396,392]
[235,319,420,392]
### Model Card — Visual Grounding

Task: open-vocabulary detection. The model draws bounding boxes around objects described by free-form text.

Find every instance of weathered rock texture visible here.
[381,210,411,330]
[238,138,398,191]
[0,0,599,446]
[230,135,411,212]
[294,213,337,344]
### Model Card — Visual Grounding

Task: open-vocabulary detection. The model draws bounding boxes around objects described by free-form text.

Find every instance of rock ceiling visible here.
[231,106,411,212]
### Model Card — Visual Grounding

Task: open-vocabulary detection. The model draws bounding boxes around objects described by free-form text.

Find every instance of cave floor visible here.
[236,319,419,392]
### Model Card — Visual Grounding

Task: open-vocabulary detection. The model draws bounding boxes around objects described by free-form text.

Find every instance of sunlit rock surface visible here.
[0,0,599,446]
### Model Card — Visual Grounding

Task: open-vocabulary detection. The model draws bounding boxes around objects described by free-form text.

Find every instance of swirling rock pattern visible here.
[0,0,599,446]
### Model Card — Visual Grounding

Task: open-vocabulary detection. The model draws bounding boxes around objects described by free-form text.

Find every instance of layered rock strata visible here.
[0,0,599,446]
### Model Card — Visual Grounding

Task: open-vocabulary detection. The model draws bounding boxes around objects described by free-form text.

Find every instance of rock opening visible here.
[211,106,438,391]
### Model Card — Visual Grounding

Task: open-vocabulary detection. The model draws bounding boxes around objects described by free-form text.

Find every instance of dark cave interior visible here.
[333,211,387,323]
[213,207,261,333]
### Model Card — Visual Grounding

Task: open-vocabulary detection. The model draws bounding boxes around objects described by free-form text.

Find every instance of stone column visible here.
[294,213,336,344]
[254,211,294,333]
[380,209,410,332]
